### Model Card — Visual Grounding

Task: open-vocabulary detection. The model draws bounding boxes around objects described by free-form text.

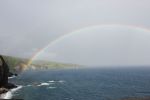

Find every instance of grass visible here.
[2,55,79,72]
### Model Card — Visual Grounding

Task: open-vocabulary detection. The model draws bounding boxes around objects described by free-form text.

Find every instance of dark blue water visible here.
[10,68,150,100]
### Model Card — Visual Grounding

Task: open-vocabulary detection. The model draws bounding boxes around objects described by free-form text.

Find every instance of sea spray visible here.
[0,85,22,99]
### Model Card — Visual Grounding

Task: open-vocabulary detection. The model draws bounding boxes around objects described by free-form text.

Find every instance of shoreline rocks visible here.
[8,72,17,77]
[0,88,8,94]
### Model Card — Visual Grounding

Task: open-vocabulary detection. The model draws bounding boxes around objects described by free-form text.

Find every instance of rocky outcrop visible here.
[0,55,9,87]
[0,88,8,94]
[8,72,17,77]
[0,55,17,94]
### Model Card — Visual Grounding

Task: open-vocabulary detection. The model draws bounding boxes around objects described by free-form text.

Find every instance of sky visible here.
[0,0,150,66]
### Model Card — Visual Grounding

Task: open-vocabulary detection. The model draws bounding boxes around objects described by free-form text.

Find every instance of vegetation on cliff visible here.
[2,55,79,72]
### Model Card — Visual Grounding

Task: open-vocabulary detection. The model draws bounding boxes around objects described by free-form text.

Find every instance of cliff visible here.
[0,55,17,94]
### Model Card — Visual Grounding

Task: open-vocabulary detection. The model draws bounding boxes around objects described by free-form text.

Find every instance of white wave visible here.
[48,80,55,83]
[0,85,22,99]
[8,75,16,79]
[48,80,65,83]
[47,87,56,89]
[37,82,50,86]
[58,80,65,83]
[26,85,32,87]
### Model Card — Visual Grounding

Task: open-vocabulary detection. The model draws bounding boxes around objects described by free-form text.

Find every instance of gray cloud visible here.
[0,0,150,66]
[36,26,150,66]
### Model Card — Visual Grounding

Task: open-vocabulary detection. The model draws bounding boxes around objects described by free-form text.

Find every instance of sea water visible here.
[6,68,150,100]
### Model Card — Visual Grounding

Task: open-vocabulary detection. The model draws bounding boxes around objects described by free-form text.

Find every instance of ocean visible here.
[5,68,150,100]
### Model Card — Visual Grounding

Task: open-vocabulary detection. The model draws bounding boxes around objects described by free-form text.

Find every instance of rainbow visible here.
[27,24,150,66]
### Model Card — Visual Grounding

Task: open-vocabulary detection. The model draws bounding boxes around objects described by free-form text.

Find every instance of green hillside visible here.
[2,55,79,72]
[3,55,27,71]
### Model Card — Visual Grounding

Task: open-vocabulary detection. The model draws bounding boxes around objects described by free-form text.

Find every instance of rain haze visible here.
[1,0,150,67]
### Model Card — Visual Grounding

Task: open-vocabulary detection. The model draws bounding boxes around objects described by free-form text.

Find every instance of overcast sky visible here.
[1,0,150,66]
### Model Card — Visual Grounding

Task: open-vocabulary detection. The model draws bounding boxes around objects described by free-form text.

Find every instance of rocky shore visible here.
[0,55,17,95]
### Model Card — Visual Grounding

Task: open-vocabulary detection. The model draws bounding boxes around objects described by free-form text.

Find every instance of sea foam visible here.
[0,85,22,99]
[37,82,50,86]
[8,75,17,79]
